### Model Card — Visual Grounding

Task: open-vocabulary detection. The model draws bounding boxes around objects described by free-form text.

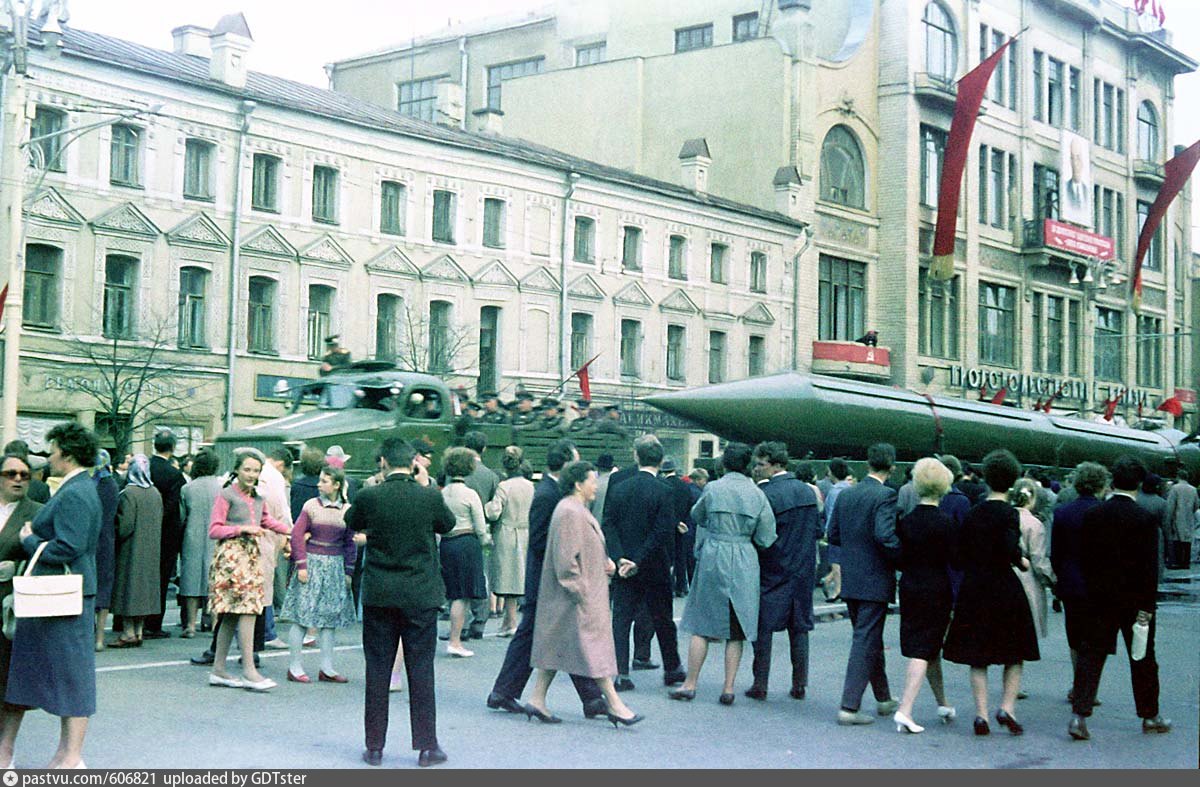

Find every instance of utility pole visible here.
[1,0,30,445]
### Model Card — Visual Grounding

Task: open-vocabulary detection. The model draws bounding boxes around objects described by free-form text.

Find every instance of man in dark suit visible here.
[487,440,607,717]
[660,459,694,598]
[1068,456,1171,740]
[827,443,900,725]
[346,438,454,768]
[598,451,658,671]
[746,442,820,701]
[1050,461,1109,680]
[603,435,685,690]
[144,431,185,638]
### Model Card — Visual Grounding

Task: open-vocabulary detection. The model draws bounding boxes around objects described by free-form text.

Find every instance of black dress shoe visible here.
[719,693,735,706]
[995,709,1023,736]
[662,669,686,687]
[190,652,215,666]
[362,749,382,766]
[522,703,563,724]
[973,717,990,736]
[1068,716,1090,740]
[789,687,806,700]
[142,630,170,640]
[418,747,447,767]
[744,686,767,701]
[486,692,523,714]
[468,630,485,641]
[631,658,659,671]
[614,676,635,692]
[438,634,450,641]
[583,698,609,719]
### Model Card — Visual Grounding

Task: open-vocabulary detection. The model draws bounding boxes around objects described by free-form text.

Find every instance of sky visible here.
[64,0,1200,228]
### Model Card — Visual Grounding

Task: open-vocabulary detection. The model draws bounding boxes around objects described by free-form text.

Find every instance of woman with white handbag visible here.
[0,422,102,770]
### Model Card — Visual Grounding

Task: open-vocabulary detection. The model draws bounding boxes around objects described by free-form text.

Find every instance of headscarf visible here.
[93,448,112,480]
[125,454,153,489]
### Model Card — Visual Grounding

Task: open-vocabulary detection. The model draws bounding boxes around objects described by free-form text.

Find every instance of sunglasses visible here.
[0,470,31,480]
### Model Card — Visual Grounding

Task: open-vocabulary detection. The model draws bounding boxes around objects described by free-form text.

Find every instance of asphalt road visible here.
[7,585,1198,769]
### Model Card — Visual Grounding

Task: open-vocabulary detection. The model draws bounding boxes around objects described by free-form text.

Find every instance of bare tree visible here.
[392,302,474,376]
[69,313,222,457]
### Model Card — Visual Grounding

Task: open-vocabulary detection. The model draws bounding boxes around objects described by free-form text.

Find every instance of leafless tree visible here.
[391,302,474,376]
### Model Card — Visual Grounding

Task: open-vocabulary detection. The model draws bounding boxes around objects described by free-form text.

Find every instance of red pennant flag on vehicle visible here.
[1033,398,1044,411]
[930,34,1020,280]
[1103,391,1125,422]
[573,353,600,402]
[1156,396,1184,418]
[1132,139,1200,311]
[1042,384,1064,412]
[990,387,1008,406]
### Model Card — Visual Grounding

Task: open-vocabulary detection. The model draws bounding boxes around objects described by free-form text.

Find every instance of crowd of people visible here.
[0,419,1195,768]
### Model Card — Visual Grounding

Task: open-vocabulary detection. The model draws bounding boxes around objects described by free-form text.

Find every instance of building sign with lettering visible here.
[256,374,317,402]
[946,366,1150,408]
[1043,219,1114,260]
[43,374,186,399]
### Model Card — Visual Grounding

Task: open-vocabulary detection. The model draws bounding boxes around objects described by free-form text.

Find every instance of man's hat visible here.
[465,401,481,412]
[541,397,560,409]
[577,398,591,408]
[324,334,340,345]
[661,457,678,473]
[480,392,499,402]
[515,391,534,402]
[411,438,435,457]
[604,404,621,412]
[596,453,614,472]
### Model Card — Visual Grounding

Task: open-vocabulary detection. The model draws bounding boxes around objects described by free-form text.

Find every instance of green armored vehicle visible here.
[212,362,633,478]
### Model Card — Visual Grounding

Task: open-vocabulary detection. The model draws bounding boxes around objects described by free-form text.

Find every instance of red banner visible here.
[1043,219,1114,260]
[1132,139,1200,310]
[1175,388,1197,404]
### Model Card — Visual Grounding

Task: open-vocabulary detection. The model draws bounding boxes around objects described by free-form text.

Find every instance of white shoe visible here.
[243,677,277,692]
[208,674,244,689]
[937,705,957,724]
[446,644,474,658]
[53,760,85,769]
[264,638,289,650]
[894,711,925,734]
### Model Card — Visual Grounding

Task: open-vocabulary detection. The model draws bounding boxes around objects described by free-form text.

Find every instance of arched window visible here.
[819,125,866,209]
[923,2,957,81]
[1137,101,1159,161]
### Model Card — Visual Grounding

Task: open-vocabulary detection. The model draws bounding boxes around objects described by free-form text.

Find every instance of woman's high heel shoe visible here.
[606,711,644,728]
[894,711,925,734]
[973,716,990,736]
[521,703,562,724]
[937,705,957,724]
[995,709,1024,736]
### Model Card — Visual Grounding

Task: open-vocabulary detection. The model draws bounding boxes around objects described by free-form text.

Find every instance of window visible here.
[920,125,947,207]
[1176,326,1189,388]
[708,331,726,384]
[666,325,686,382]
[977,144,1014,228]
[748,335,766,377]
[251,154,279,212]
[312,166,339,224]
[1175,243,1187,295]
[1033,51,1043,122]
[1046,58,1064,128]
[479,306,500,393]
[30,107,65,172]
[575,42,606,66]
[103,255,137,339]
[306,285,334,360]
[1093,185,1124,248]
[668,235,687,279]
[380,181,406,236]
[620,319,642,377]
[1030,292,1068,374]
[818,255,866,341]
[22,244,59,328]
[570,313,593,370]
[177,267,207,349]
[183,139,214,200]
[1137,315,1163,388]
[247,276,275,353]
[819,125,866,208]
[622,226,642,270]
[483,198,506,249]
[750,252,767,293]
[1094,307,1123,381]
[429,300,453,372]
[710,243,727,284]
[1137,101,1159,162]
[1093,80,1126,152]
[1138,201,1162,271]
[675,24,713,53]
[732,13,758,41]
[977,282,1016,367]
[1033,163,1059,219]
[1069,66,1081,131]
[980,27,1016,109]
[486,57,544,110]
[109,124,140,186]
[397,77,440,122]
[923,2,956,81]
[917,269,959,359]
[1068,300,1081,376]
[574,216,596,263]
[432,190,456,243]
[376,294,400,360]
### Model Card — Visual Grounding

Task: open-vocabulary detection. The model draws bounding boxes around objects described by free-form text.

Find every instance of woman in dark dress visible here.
[92,450,119,652]
[893,458,957,734]
[943,449,1039,736]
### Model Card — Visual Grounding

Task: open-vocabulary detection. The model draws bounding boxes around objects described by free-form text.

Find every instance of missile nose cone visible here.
[642,373,807,443]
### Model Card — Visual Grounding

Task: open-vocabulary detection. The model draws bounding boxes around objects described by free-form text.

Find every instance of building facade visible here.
[0,15,803,460]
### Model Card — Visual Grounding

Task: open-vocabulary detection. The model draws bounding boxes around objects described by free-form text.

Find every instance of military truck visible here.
[210,362,633,477]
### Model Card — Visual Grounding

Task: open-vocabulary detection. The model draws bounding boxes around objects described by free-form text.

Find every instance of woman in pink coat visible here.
[527,461,642,728]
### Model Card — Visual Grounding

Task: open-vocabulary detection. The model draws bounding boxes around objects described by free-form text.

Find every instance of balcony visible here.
[1022,218,1115,266]
[811,340,891,381]
[913,73,957,110]
[1133,159,1165,187]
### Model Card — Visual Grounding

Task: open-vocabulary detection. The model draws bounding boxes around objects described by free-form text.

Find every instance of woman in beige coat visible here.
[527,461,642,727]
[1009,479,1056,638]
[485,446,534,636]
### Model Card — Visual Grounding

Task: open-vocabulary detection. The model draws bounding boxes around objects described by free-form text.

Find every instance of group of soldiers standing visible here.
[455,389,630,437]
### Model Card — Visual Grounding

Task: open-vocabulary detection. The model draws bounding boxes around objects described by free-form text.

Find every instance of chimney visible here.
[472,107,504,135]
[436,82,465,127]
[773,165,805,219]
[679,138,711,193]
[208,13,253,89]
[172,25,211,57]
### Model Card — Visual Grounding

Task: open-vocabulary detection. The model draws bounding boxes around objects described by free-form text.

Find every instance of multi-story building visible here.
[0,14,804,460]
[331,0,1198,431]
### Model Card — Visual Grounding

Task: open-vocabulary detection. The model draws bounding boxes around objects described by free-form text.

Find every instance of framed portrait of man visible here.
[1059,130,1093,228]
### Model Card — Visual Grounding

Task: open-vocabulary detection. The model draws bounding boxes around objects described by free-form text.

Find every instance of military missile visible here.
[643,372,1200,477]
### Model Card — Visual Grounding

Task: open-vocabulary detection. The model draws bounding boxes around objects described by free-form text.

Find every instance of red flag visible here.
[978,385,989,401]
[573,353,600,401]
[1132,139,1200,310]
[1156,396,1184,417]
[0,283,7,315]
[1138,402,1144,419]
[1103,391,1125,422]
[1033,398,1044,411]
[1042,384,1065,412]
[930,34,1020,280]
[991,387,1008,406]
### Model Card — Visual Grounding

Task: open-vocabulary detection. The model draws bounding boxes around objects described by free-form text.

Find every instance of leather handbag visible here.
[12,542,83,618]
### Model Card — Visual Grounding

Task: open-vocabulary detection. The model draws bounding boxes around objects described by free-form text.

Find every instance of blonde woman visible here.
[1009,479,1057,640]
[485,446,534,636]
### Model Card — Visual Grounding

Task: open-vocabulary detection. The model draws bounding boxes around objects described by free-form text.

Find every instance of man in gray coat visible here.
[1165,471,1198,568]
[827,442,900,725]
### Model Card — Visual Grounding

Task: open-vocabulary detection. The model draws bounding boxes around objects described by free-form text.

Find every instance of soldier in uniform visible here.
[453,397,481,445]
[319,335,352,376]
[594,404,629,438]
[509,391,537,427]
[568,399,594,433]
[480,393,508,425]
[534,398,567,433]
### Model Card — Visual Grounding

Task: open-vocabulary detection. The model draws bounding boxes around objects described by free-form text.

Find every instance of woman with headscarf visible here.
[179,451,223,638]
[92,449,119,652]
[107,455,163,647]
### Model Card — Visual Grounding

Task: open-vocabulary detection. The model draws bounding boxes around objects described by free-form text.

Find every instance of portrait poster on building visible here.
[1059,129,1093,228]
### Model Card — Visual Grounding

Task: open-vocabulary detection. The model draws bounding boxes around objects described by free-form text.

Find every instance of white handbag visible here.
[12,541,83,619]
